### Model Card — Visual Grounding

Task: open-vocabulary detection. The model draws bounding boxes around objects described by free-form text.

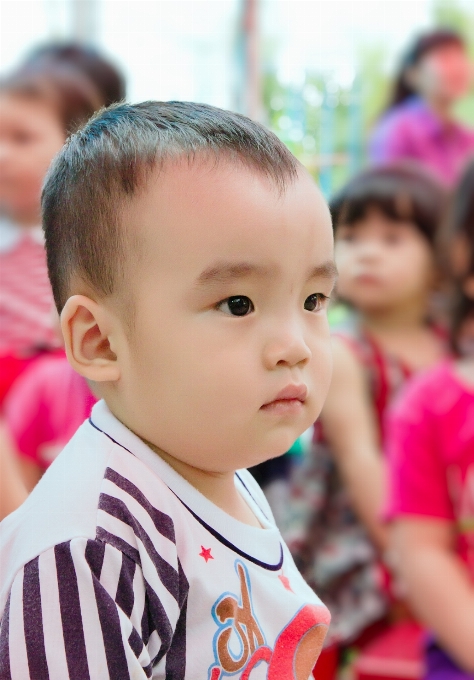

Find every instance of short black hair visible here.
[42,101,299,315]
[329,163,446,246]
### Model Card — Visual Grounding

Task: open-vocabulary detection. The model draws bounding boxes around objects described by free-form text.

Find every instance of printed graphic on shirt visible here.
[208,560,329,679]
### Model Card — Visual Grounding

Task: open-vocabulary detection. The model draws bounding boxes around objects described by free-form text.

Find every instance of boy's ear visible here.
[60,295,121,382]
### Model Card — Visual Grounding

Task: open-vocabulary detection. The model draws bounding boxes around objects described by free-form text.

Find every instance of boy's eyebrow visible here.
[194,259,338,287]
[194,262,273,287]
[308,260,338,282]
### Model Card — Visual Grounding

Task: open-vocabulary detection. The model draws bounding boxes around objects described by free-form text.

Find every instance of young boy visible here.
[0,102,336,679]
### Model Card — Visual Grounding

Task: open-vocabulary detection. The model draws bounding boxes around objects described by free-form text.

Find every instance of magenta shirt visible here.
[386,361,474,580]
[4,354,97,470]
[369,97,474,186]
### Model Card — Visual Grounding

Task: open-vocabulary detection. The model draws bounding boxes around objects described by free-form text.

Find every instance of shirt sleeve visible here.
[0,537,186,679]
[385,378,454,522]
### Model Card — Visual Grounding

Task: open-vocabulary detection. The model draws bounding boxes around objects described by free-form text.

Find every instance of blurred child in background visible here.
[387,161,474,678]
[0,62,102,404]
[23,42,126,108]
[369,29,474,186]
[3,350,97,492]
[0,47,125,513]
[283,164,447,675]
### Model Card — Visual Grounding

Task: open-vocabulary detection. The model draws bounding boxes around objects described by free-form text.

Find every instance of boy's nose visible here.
[263,325,312,370]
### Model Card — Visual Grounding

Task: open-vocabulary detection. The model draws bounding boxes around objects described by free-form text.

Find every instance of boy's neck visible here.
[141,436,263,528]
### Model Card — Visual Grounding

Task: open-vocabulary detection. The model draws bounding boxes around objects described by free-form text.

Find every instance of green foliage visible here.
[432,0,473,34]
[261,0,474,194]
[357,43,390,132]
[432,0,474,126]
[262,69,359,190]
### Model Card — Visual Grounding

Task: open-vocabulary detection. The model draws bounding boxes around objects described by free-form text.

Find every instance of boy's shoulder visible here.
[0,401,332,676]
[0,408,109,611]
[0,401,178,615]
[0,399,279,615]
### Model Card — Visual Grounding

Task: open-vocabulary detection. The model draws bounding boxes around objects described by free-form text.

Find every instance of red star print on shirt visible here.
[199,546,214,562]
[278,572,293,592]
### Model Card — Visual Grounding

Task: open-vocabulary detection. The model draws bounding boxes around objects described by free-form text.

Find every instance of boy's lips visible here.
[260,384,308,415]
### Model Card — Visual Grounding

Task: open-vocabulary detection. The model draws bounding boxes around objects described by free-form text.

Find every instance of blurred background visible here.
[1,3,474,678]
[2,0,473,197]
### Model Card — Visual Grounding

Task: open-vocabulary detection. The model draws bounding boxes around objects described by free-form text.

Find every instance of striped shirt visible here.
[0,400,330,679]
[0,218,58,356]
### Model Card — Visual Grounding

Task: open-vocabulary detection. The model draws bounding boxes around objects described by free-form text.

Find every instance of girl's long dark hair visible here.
[439,160,474,355]
[388,29,465,111]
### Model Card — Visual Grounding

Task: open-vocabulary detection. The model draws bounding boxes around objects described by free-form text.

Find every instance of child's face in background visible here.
[335,206,435,314]
[0,94,65,226]
[108,160,335,473]
[410,43,472,105]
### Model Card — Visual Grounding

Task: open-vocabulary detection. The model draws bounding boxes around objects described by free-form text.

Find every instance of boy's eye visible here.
[217,296,254,316]
[304,293,328,312]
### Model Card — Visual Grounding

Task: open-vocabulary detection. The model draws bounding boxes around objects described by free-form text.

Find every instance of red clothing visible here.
[386,361,474,579]
[4,354,97,470]
[285,326,417,648]
[336,330,412,437]
[0,220,58,356]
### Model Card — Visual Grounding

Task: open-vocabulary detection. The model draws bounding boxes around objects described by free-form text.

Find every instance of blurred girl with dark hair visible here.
[24,42,126,107]
[0,62,103,404]
[369,29,474,186]
[386,160,474,677]
[283,164,448,677]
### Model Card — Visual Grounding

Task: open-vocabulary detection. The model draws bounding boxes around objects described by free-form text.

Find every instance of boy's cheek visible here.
[310,342,333,407]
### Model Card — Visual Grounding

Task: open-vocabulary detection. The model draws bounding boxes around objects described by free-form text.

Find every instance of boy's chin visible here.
[245,435,303,468]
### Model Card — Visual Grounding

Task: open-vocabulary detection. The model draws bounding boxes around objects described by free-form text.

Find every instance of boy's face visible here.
[109,160,335,473]
[0,95,65,224]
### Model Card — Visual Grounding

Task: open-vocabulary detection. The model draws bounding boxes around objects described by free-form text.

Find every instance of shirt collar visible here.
[88,400,284,568]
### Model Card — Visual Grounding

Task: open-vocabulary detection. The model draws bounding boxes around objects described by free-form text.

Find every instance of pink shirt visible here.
[369,96,474,186]
[4,354,97,470]
[386,361,474,580]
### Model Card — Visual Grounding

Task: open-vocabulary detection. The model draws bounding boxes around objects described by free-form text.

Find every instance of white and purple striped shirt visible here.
[0,401,329,679]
